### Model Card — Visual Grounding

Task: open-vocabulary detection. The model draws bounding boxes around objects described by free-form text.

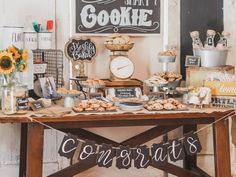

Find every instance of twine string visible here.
[26,109,236,149]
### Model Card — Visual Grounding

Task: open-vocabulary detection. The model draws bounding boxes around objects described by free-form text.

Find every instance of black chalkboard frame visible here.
[64,37,97,62]
[74,0,162,35]
[185,55,200,67]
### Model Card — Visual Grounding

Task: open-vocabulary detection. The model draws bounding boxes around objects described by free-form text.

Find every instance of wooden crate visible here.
[186,65,235,87]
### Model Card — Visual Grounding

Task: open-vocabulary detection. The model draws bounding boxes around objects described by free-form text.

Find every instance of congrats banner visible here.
[75,0,161,34]
[58,132,202,169]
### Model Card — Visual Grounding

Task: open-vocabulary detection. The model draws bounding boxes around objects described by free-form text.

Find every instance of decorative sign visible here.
[78,140,97,165]
[151,143,168,166]
[167,139,185,162]
[65,38,96,61]
[115,88,136,98]
[75,0,161,34]
[58,133,202,169]
[116,146,132,169]
[97,144,115,168]
[58,134,79,159]
[133,145,150,169]
[16,98,29,111]
[89,92,103,100]
[30,101,45,111]
[183,132,202,156]
[185,55,200,67]
[204,81,236,96]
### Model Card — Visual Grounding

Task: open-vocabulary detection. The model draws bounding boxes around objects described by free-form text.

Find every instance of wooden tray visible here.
[102,78,143,88]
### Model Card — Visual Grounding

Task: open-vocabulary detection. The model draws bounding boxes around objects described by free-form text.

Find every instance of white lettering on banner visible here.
[186,137,198,154]
[80,5,154,28]
[62,139,78,154]
[79,145,95,160]
[168,141,183,160]
[135,148,149,168]
[152,147,168,162]
[98,150,113,166]
[117,150,131,167]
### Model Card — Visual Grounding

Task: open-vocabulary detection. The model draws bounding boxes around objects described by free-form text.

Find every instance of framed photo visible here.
[185,55,201,67]
[39,77,60,99]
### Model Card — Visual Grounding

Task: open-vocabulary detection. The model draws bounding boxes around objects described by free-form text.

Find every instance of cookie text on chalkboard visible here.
[76,0,160,34]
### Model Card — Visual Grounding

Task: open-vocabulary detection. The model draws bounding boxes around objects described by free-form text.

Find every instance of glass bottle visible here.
[1,85,16,115]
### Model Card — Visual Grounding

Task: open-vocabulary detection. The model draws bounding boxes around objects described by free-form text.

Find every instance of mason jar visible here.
[1,85,16,115]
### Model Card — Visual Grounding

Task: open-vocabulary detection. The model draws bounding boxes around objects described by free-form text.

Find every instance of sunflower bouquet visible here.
[0,46,28,85]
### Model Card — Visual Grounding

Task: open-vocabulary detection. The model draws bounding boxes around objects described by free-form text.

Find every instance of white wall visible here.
[0,0,236,177]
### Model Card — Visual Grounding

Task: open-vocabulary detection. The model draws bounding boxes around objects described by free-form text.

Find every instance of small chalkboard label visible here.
[115,88,136,98]
[16,97,29,111]
[30,101,45,111]
[65,38,96,61]
[185,56,200,67]
[89,93,103,100]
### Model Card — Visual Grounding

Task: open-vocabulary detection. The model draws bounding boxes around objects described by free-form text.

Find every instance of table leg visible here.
[213,117,231,177]
[26,123,44,177]
[19,123,28,177]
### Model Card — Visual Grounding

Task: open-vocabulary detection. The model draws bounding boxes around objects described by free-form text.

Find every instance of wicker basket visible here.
[105,43,134,51]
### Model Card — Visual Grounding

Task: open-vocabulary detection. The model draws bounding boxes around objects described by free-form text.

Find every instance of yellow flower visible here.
[22,49,29,61]
[0,51,16,74]
[7,46,20,60]
[19,62,27,72]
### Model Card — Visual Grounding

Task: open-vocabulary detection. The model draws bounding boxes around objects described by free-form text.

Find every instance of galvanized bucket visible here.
[194,49,228,67]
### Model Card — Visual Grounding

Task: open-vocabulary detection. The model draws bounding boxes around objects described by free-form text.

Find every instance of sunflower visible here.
[22,49,29,61]
[18,62,27,72]
[0,51,16,74]
[7,46,20,60]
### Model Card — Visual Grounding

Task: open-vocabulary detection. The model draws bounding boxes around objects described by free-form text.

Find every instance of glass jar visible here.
[1,85,16,115]
[0,75,4,109]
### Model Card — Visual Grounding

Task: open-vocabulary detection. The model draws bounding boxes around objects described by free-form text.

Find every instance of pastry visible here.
[145,98,187,111]
[164,103,174,110]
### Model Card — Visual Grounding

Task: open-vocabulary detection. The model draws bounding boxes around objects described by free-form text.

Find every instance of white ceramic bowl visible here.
[119,102,144,112]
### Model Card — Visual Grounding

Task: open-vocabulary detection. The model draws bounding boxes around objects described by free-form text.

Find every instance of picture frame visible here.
[39,77,60,99]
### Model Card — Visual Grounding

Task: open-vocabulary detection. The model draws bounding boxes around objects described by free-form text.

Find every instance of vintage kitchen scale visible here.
[104,39,144,101]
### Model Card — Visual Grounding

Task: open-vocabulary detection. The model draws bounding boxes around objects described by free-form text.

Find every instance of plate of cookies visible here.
[72,99,117,113]
[144,98,188,111]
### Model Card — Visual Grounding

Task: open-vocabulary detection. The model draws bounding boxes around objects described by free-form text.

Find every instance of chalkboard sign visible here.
[65,37,96,61]
[115,88,136,98]
[30,101,45,111]
[75,0,161,34]
[16,98,29,111]
[185,55,200,67]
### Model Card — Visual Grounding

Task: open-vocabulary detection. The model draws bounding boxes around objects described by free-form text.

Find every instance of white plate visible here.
[119,102,144,112]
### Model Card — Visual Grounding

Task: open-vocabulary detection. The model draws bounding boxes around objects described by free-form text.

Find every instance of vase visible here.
[1,85,16,115]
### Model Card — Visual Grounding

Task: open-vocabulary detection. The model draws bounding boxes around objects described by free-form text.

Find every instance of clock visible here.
[110,56,134,80]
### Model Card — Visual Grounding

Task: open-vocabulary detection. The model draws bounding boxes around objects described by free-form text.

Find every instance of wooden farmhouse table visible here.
[0,108,234,177]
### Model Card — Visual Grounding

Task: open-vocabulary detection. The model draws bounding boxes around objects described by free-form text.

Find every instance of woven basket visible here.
[105,43,134,51]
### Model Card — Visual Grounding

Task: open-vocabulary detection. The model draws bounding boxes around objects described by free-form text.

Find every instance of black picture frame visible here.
[185,55,200,67]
